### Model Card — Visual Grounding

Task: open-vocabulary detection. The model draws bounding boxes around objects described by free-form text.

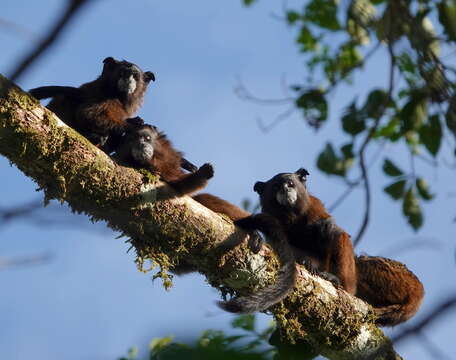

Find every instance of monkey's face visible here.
[124,126,159,165]
[254,169,310,216]
[101,57,155,99]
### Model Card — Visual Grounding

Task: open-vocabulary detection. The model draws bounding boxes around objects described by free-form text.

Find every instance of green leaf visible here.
[127,347,138,360]
[416,178,434,201]
[242,0,257,6]
[384,180,407,200]
[347,18,370,45]
[231,314,255,332]
[382,158,404,177]
[295,89,328,128]
[363,89,389,119]
[419,114,442,156]
[317,143,339,175]
[446,95,456,137]
[341,143,354,158]
[304,0,341,31]
[438,1,456,42]
[150,336,174,354]
[400,94,428,132]
[402,188,423,230]
[337,43,363,78]
[287,10,300,24]
[296,25,318,52]
[374,117,400,139]
[342,102,365,135]
[397,52,418,76]
[317,143,353,176]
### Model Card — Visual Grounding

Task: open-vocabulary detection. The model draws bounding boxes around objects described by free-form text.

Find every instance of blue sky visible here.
[1,1,455,359]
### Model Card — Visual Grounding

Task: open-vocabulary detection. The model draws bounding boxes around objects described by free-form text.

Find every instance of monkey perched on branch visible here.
[29,57,155,153]
[225,169,424,326]
[114,123,213,196]
[113,124,296,309]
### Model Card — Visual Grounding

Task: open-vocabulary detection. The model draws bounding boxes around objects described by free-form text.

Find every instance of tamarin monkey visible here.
[29,57,155,153]
[229,169,424,326]
[114,124,297,311]
[114,123,214,196]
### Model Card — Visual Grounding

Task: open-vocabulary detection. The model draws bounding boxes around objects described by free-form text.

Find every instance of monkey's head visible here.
[253,169,311,218]
[101,57,155,109]
[117,124,159,166]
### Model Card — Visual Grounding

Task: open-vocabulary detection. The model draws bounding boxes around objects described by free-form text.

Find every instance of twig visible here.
[392,296,456,345]
[325,42,382,95]
[235,77,294,105]
[328,142,385,212]
[0,17,37,40]
[379,237,442,257]
[0,253,53,270]
[353,42,396,246]
[9,0,91,82]
[0,199,43,225]
[256,106,296,133]
[416,332,453,360]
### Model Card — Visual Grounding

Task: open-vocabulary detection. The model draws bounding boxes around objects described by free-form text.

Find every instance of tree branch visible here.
[8,0,91,82]
[0,74,402,360]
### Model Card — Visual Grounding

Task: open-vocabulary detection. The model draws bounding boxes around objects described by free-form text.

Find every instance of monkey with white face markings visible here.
[29,57,155,153]
[223,168,424,326]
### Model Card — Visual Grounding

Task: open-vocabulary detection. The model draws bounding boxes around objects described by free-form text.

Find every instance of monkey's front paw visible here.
[302,259,319,276]
[197,163,214,179]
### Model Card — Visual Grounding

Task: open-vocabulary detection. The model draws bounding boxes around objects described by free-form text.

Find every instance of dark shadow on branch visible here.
[9,0,92,82]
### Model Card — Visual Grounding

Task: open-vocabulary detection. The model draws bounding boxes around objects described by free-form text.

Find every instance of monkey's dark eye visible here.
[287,180,294,187]
[145,135,151,141]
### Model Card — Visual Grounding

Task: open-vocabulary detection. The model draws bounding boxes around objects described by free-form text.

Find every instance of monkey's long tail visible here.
[217,214,297,314]
[355,255,425,327]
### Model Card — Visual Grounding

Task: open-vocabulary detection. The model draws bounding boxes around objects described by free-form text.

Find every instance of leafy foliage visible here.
[118,315,276,360]
[243,0,456,231]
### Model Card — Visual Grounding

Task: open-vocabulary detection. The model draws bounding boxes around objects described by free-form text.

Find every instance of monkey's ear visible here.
[126,116,144,127]
[254,181,266,194]
[103,57,116,65]
[144,71,155,82]
[295,168,309,182]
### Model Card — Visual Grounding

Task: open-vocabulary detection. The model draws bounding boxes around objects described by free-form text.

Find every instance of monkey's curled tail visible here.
[355,255,425,326]
[218,214,297,314]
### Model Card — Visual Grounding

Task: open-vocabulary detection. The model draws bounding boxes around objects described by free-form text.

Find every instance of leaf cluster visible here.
[244,0,456,231]
[118,315,276,360]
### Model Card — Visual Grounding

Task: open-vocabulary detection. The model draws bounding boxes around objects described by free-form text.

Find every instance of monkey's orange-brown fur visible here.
[30,57,154,153]
[249,169,424,325]
[356,255,424,326]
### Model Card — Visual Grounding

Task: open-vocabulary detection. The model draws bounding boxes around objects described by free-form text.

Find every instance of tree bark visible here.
[0,74,402,360]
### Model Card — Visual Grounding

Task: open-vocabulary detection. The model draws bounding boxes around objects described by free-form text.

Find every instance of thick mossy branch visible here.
[0,75,401,360]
